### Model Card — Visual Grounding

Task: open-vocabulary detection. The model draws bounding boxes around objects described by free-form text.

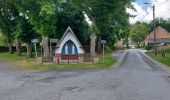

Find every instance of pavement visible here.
[0,49,170,100]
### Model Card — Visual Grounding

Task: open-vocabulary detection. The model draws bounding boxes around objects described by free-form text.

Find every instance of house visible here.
[145,26,170,46]
[54,26,85,64]
[115,39,124,48]
[115,38,136,49]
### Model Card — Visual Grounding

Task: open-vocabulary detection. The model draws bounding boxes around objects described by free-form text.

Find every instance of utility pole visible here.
[153,5,157,55]
[144,3,157,56]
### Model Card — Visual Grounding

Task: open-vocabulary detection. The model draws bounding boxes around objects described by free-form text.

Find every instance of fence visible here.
[157,46,170,58]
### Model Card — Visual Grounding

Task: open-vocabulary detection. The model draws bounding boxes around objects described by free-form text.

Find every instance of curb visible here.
[111,50,128,69]
[139,50,170,75]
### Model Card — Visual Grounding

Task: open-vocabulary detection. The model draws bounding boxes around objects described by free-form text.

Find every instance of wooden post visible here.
[34,43,37,58]
[103,43,104,63]
[153,5,157,55]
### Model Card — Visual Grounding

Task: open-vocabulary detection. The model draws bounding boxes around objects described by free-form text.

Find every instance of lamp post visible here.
[144,3,157,55]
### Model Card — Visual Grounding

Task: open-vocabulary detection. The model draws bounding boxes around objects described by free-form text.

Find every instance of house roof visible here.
[56,26,83,48]
[146,26,170,40]
[148,38,170,44]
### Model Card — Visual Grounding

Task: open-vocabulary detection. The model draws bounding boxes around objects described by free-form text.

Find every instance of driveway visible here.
[0,49,170,100]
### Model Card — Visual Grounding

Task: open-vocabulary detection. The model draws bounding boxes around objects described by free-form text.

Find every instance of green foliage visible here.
[0,0,135,57]
[148,18,170,33]
[40,3,55,16]
[0,32,3,45]
[13,16,36,43]
[147,52,170,67]
[105,46,112,53]
[12,0,57,36]
[72,0,133,47]
[54,0,91,44]
[0,52,116,70]
[130,22,148,47]
[145,45,153,50]
[0,0,19,41]
[0,46,8,52]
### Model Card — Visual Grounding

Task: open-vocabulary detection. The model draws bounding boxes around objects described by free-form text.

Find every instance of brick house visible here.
[145,26,170,45]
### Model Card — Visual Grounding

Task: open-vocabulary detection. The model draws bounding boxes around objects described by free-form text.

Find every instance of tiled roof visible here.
[146,26,170,40]
[148,38,170,44]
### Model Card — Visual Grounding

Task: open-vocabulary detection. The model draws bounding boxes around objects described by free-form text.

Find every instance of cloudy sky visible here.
[128,0,170,24]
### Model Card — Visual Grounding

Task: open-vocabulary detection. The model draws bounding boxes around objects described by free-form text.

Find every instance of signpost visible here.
[40,42,43,57]
[50,39,58,56]
[50,39,58,43]
[101,40,107,63]
[31,39,39,57]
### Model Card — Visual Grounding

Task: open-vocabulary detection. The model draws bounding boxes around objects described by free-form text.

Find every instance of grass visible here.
[0,52,116,70]
[147,52,170,67]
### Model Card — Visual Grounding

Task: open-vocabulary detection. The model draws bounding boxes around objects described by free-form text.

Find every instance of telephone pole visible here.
[144,3,157,55]
[153,5,157,55]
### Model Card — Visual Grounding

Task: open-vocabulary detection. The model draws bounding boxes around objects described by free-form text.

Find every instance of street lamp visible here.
[144,3,157,55]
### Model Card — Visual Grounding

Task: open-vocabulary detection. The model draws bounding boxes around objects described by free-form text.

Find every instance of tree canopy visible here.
[0,0,134,57]
[0,0,20,53]
[72,0,134,55]
[148,18,170,33]
[130,22,148,47]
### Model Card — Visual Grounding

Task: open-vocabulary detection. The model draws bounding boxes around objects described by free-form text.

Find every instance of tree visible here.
[72,0,134,56]
[148,18,170,33]
[13,16,36,57]
[12,0,58,58]
[0,0,19,53]
[55,0,90,44]
[130,22,148,47]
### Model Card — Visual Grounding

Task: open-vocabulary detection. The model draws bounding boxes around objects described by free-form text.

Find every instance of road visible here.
[0,49,170,100]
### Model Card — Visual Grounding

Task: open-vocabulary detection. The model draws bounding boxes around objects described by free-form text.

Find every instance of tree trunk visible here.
[8,42,13,54]
[125,36,129,48]
[136,41,140,48]
[42,36,50,58]
[26,43,32,57]
[7,37,13,54]
[97,36,101,54]
[16,39,21,55]
[90,17,97,57]
[90,32,97,57]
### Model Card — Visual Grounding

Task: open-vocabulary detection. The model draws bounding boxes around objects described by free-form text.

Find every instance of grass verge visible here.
[146,52,170,67]
[0,52,116,70]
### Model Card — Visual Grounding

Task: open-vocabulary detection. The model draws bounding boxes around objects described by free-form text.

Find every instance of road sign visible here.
[31,39,39,43]
[50,39,58,43]
[100,40,107,63]
[31,39,38,57]
[101,40,107,44]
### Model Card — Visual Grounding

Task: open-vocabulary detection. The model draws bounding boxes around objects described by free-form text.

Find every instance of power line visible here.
[156,0,170,7]
[143,12,150,19]
[142,0,170,20]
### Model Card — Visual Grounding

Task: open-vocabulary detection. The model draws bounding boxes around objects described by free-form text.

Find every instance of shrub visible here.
[145,45,153,50]
[0,46,8,52]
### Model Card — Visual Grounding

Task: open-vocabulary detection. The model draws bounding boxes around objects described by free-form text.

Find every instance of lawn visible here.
[0,52,116,70]
[147,52,170,67]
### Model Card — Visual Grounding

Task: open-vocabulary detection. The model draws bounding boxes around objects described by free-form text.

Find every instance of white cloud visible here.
[127,3,147,24]
[128,0,170,24]
[154,0,170,18]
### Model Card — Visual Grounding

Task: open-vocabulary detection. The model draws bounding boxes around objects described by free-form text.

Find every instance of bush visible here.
[145,45,153,50]
[105,46,112,53]
[0,46,8,52]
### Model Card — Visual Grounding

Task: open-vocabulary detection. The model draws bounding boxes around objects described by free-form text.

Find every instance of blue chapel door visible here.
[61,40,78,60]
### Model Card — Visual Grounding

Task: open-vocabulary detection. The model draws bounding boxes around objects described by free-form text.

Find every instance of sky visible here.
[128,0,170,24]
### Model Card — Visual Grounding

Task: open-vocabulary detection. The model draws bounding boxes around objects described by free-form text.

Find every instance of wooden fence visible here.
[157,46,170,58]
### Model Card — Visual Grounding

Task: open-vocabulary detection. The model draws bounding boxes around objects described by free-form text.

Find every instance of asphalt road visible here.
[0,49,170,100]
